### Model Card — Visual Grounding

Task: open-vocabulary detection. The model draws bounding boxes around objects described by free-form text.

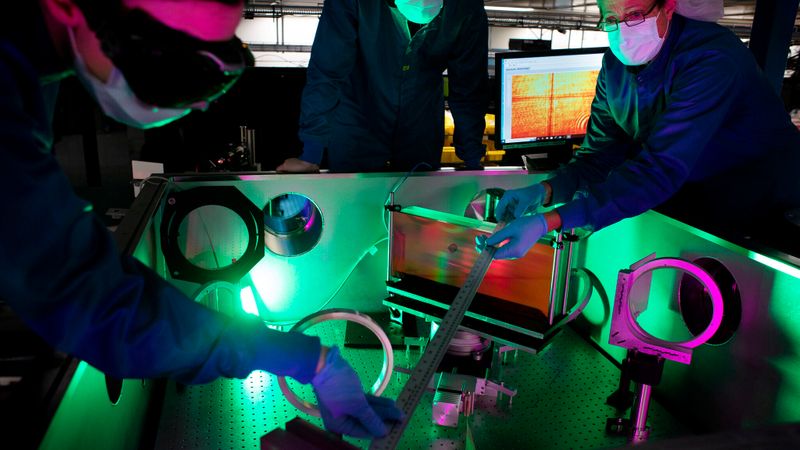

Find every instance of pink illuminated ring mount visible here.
[625,258,724,348]
[276,309,394,417]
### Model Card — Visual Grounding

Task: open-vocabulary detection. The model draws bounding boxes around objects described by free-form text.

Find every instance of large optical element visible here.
[160,186,264,284]
[263,193,323,257]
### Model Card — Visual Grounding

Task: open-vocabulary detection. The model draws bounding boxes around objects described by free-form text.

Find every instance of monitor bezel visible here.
[494,47,608,151]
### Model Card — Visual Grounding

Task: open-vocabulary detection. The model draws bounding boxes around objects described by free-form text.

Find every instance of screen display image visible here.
[496,49,606,149]
[511,70,598,140]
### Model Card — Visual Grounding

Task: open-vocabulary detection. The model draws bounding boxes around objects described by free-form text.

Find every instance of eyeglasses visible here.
[597,2,659,32]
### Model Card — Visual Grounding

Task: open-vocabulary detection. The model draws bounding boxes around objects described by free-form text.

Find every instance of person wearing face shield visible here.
[0,0,401,438]
[277,0,489,173]
[487,0,800,260]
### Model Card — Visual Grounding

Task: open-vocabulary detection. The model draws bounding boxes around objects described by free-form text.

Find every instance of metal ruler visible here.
[370,243,498,450]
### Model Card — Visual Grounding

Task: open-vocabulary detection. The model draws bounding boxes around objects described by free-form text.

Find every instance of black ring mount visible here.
[160,186,264,284]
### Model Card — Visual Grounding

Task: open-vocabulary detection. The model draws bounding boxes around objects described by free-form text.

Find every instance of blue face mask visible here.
[68,28,191,129]
[395,0,443,25]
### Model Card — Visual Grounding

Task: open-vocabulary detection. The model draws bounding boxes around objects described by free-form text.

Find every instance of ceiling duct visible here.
[242,3,800,44]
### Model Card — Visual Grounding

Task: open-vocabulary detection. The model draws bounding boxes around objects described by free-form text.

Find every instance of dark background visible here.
[53,67,308,180]
[50,61,800,217]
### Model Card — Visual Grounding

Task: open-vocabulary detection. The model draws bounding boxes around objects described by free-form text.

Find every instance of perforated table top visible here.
[154,324,687,450]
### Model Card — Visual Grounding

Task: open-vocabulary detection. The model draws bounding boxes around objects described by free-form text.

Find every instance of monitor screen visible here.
[495,48,607,150]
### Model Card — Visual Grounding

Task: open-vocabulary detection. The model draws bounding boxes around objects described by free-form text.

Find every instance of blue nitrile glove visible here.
[486,214,548,260]
[494,183,547,222]
[311,346,403,438]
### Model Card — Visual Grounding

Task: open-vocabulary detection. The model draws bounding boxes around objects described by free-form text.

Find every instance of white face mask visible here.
[395,0,443,25]
[608,10,667,66]
[68,28,190,129]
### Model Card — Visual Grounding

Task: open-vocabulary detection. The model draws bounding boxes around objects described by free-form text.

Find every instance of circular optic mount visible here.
[678,257,741,346]
[277,309,394,417]
[623,258,724,349]
[160,186,264,284]
[263,193,323,257]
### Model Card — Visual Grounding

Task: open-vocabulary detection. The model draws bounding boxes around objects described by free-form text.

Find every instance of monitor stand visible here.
[501,141,574,171]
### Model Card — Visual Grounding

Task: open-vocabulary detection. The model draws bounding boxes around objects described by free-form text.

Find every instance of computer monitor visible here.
[495,47,607,168]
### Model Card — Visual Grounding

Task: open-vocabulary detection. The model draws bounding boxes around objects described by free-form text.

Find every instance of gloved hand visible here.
[457,159,484,171]
[494,183,547,222]
[312,347,403,438]
[486,214,548,260]
[276,157,320,173]
[456,164,484,171]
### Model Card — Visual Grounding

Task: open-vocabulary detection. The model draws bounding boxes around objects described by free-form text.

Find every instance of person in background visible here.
[783,52,800,130]
[487,0,800,260]
[277,0,488,173]
[0,0,400,438]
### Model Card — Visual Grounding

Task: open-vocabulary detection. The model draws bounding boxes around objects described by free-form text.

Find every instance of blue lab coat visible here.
[298,0,488,171]
[0,3,320,384]
[547,14,800,232]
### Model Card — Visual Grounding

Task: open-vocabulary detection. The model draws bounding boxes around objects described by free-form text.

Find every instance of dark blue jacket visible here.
[0,3,320,384]
[548,14,800,231]
[298,0,488,171]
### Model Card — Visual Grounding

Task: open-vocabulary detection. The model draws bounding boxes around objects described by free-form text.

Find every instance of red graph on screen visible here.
[511,70,599,139]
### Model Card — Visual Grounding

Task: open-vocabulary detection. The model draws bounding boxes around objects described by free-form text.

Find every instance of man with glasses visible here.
[486,0,800,260]
[1,0,401,438]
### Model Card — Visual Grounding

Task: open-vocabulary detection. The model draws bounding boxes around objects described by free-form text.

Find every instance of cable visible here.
[139,175,172,185]
[566,267,595,322]
[255,236,390,327]
[132,175,174,192]
[382,161,433,232]
[384,161,434,205]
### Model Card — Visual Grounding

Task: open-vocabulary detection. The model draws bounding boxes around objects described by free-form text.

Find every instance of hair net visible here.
[675,0,724,23]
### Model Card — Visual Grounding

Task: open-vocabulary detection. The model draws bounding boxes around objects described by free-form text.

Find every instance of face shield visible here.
[75,0,254,109]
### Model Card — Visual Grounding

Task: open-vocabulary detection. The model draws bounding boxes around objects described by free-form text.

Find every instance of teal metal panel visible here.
[576,210,800,431]
[146,170,539,325]
[38,362,153,450]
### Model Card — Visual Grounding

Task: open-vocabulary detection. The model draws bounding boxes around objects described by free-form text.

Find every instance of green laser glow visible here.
[239,286,259,316]
[248,260,295,315]
[243,370,271,401]
[749,252,800,280]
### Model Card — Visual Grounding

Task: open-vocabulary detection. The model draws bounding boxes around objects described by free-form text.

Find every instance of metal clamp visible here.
[277,309,394,417]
